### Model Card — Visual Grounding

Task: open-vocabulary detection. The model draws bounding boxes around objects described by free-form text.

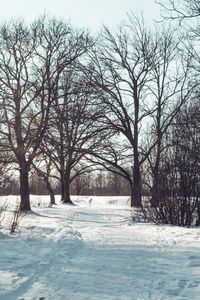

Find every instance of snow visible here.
[0,195,200,300]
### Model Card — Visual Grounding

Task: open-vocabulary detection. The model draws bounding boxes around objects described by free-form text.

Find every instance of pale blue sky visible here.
[0,0,161,31]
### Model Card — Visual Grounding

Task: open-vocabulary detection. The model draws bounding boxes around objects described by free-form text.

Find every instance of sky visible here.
[0,0,161,32]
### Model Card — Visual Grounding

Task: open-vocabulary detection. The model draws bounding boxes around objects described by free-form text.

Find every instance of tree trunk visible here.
[151,102,162,207]
[45,180,55,205]
[61,178,64,201]
[151,143,161,207]
[151,174,160,207]
[131,161,142,207]
[62,171,73,204]
[131,85,142,208]
[19,165,31,211]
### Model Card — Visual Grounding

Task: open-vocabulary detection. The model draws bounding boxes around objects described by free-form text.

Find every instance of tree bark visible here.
[19,165,31,211]
[132,84,142,208]
[150,99,162,207]
[45,180,55,205]
[131,161,142,207]
[151,144,161,207]
[60,169,65,201]
[62,170,73,204]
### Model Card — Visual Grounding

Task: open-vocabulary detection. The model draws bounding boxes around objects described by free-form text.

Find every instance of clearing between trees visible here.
[0,195,200,300]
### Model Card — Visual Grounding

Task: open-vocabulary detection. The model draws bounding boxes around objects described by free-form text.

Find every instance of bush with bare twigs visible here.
[9,206,25,235]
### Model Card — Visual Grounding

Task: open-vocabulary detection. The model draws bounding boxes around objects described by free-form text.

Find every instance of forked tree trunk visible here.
[19,166,31,211]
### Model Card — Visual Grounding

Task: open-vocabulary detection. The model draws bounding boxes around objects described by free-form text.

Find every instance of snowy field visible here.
[0,195,200,300]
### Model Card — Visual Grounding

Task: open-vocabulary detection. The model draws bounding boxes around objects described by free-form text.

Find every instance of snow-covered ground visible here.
[0,195,200,300]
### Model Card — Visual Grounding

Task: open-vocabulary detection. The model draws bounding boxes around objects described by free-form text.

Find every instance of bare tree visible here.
[143,99,200,226]
[82,12,194,208]
[0,19,39,211]
[83,14,179,207]
[156,0,200,80]
[156,0,200,23]
[173,100,200,226]
[39,65,106,204]
[0,16,92,211]
[142,27,192,206]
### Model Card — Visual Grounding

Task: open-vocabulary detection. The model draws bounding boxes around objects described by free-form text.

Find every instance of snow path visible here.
[0,196,200,300]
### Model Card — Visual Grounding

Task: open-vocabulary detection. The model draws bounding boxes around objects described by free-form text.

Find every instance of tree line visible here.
[0,1,200,226]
